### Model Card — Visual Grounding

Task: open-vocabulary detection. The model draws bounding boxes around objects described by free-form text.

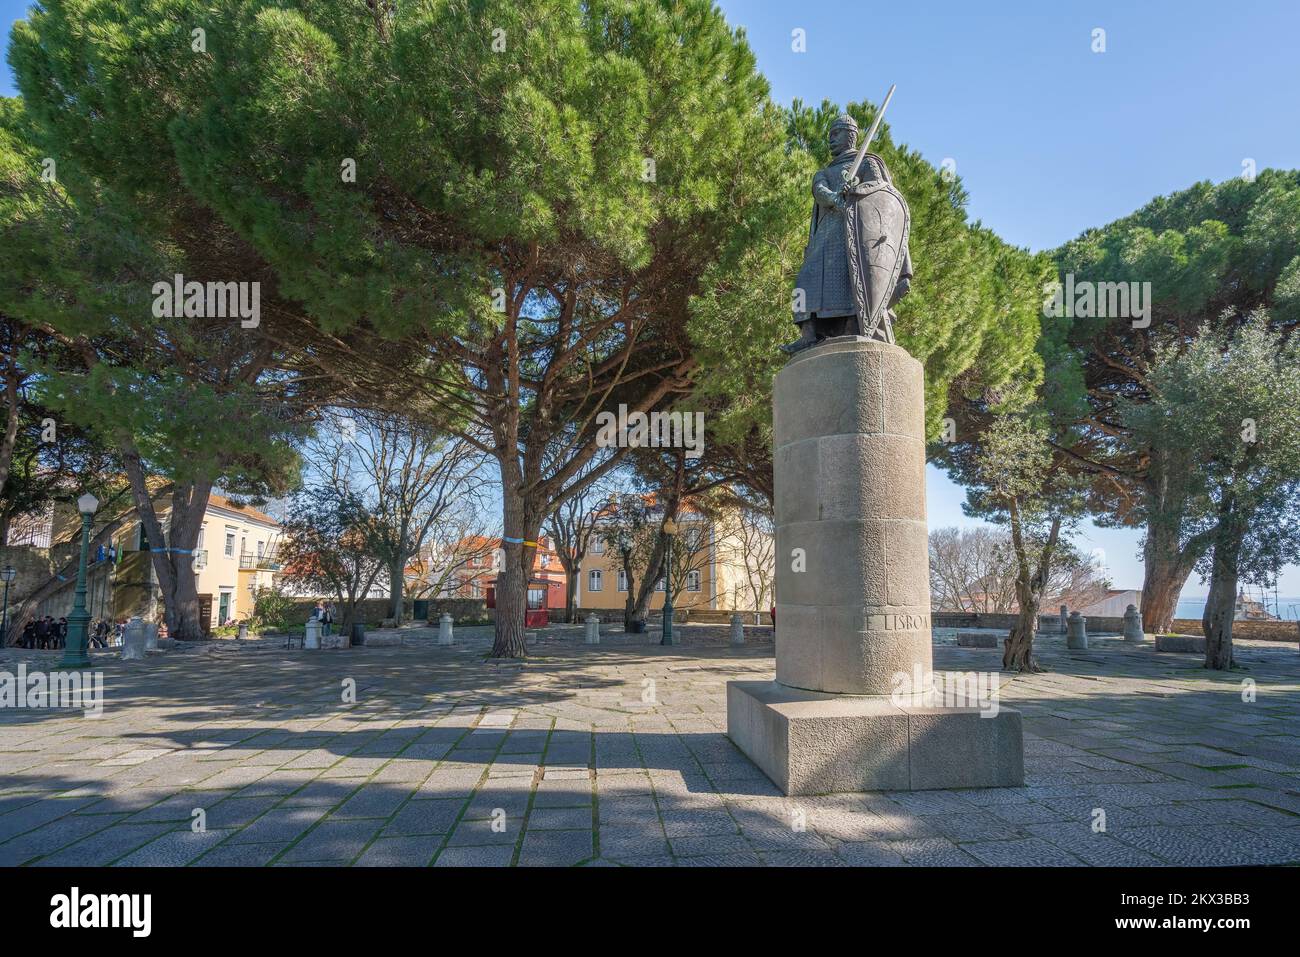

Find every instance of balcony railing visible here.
[239,551,281,571]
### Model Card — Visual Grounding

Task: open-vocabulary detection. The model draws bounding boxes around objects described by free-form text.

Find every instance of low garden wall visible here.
[933,610,1299,643]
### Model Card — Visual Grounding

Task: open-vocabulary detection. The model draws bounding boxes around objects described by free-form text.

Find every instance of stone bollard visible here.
[585,613,600,645]
[1059,604,1068,635]
[730,612,745,646]
[1066,611,1088,650]
[237,621,248,641]
[121,617,148,660]
[437,613,454,646]
[1122,604,1144,642]
[144,622,159,652]
[304,618,321,650]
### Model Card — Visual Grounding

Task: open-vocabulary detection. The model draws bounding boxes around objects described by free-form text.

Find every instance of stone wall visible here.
[933,609,1299,643]
[933,612,1075,633]
[1170,617,1299,643]
[427,598,488,621]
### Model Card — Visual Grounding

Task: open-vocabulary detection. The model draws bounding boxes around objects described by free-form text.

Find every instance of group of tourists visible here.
[9,614,172,651]
[15,615,69,649]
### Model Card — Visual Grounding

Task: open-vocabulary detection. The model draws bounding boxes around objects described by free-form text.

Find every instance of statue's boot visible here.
[780,322,817,355]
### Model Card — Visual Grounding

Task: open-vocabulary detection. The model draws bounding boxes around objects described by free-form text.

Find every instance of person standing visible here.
[34,616,50,649]
[56,617,68,649]
[322,601,335,637]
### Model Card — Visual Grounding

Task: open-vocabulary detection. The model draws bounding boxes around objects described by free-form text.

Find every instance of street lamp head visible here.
[77,493,99,516]
[1,565,15,583]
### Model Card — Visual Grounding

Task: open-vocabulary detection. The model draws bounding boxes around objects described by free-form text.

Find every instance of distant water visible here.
[1176,598,1300,621]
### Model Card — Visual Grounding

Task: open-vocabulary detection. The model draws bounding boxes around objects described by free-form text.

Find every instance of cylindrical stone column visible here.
[729,612,745,646]
[1067,611,1088,650]
[772,339,932,696]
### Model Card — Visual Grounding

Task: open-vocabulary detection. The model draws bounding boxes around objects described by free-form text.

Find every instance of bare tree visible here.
[308,411,490,621]
[930,526,1109,616]
[545,476,609,623]
[405,516,500,605]
[716,494,775,620]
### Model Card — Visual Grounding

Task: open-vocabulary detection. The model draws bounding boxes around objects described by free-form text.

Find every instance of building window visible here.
[224,531,236,558]
[256,541,264,557]
[588,570,603,592]
[591,539,605,554]
[197,527,205,549]
[655,577,665,592]
[617,568,628,592]
[686,570,701,592]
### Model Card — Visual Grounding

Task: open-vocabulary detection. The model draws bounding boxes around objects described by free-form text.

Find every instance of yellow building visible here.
[574,502,774,616]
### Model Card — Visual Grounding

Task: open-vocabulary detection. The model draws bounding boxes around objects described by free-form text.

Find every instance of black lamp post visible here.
[661,519,678,646]
[1,564,16,646]
[59,492,98,668]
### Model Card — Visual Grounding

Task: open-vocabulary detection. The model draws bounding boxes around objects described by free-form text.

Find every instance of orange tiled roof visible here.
[207,493,279,527]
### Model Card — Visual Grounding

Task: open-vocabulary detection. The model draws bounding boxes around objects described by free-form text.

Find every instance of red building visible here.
[442,536,567,625]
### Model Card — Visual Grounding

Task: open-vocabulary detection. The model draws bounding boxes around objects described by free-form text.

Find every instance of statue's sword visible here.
[842,84,898,342]
[845,84,896,185]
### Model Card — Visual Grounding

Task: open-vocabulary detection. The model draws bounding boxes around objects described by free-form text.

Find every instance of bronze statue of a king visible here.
[783,113,913,355]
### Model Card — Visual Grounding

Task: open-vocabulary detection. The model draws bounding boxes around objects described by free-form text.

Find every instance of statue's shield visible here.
[842,179,910,341]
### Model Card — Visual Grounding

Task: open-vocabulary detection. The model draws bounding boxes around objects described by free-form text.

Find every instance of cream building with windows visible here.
[573,501,774,617]
[29,490,284,632]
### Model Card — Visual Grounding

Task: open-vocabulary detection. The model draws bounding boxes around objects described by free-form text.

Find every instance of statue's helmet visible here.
[829,113,858,145]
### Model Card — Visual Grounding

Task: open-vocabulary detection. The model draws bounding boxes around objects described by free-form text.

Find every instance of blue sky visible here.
[716,0,1300,598]
[5,1,1300,598]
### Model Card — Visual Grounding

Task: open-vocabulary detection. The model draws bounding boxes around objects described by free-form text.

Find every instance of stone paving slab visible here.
[0,629,1297,866]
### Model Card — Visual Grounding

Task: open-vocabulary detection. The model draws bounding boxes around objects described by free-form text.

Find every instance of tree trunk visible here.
[1002,588,1043,673]
[388,559,404,621]
[629,533,668,628]
[120,450,211,641]
[619,550,637,630]
[0,352,19,502]
[1202,531,1242,671]
[161,484,209,641]
[490,481,538,658]
[560,556,578,624]
[170,561,202,639]
[1140,519,1197,634]
[1001,504,1055,673]
[1139,460,1207,634]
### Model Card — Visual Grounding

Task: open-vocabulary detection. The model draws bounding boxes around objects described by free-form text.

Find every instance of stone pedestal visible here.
[437,613,454,646]
[304,619,321,650]
[584,613,600,645]
[1066,611,1088,650]
[726,338,1022,795]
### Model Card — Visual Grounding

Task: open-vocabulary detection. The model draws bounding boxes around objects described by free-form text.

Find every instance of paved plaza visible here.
[1,626,1299,867]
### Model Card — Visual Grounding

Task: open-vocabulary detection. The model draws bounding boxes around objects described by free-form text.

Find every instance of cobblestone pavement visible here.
[1,627,1298,866]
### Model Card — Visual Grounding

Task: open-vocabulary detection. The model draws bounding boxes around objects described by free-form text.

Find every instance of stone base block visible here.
[727,680,1023,795]
[1155,633,1206,654]
[956,631,999,648]
[320,634,351,650]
